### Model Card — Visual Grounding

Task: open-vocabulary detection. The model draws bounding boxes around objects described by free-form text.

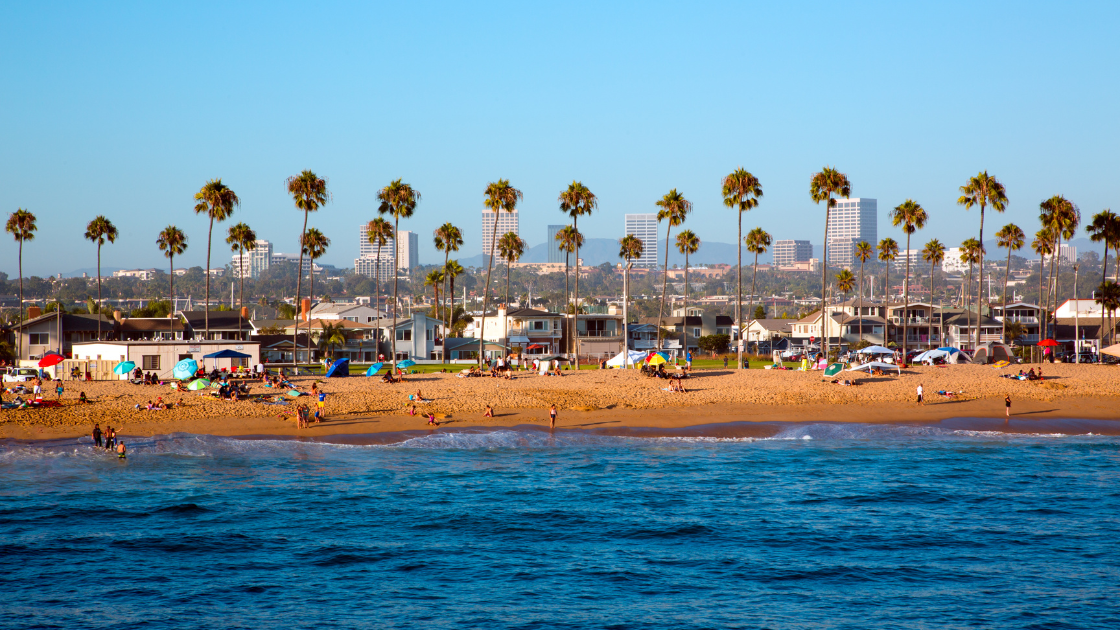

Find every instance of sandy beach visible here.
[3,363,1119,441]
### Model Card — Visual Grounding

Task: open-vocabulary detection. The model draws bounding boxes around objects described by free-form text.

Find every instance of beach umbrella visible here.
[38,352,65,368]
[187,378,211,391]
[365,362,384,376]
[172,359,198,380]
[647,354,667,366]
[113,361,136,375]
[397,359,417,369]
[1037,339,1060,347]
[824,363,844,377]
[1101,344,1120,358]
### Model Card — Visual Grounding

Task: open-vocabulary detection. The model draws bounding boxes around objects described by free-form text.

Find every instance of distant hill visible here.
[456,238,770,269]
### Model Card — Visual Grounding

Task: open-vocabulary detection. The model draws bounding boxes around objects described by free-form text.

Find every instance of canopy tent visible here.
[855,346,895,355]
[1102,344,1120,358]
[325,358,350,378]
[201,349,252,373]
[912,349,951,363]
[365,362,384,376]
[606,350,646,368]
[848,361,902,375]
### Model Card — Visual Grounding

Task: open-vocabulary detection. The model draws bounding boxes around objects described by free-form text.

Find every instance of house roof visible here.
[944,312,1002,327]
[747,319,794,331]
[715,315,734,326]
[179,311,252,329]
[119,318,180,332]
[10,312,112,331]
[444,337,508,351]
[254,334,315,348]
[480,308,561,318]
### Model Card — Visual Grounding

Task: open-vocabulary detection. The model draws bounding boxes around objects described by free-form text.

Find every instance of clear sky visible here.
[2,1,1118,277]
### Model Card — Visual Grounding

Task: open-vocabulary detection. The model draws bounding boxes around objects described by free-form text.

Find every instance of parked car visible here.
[1062,353,1101,364]
[2,367,40,383]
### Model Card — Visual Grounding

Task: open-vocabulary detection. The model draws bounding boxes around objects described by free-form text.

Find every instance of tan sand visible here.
[3,363,1119,441]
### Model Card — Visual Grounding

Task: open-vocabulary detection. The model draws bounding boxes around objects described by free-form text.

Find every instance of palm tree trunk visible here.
[448,275,456,339]
[1002,246,1012,343]
[976,206,985,351]
[624,262,631,367]
[683,250,689,358]
[443,249,450,364]
[966,264,972,349]
[375,243,381,363]
[477,214,500,366]
[573,216,580,368]
[1051,237,1063,341]
[205,216,213,342]
[883,264,889,345]
[749,252,759,357]
[239,250,245,342]
[858,261,864,345]
[820,197,831,357]
[394,216,402,371]
[563,249,570,357]
[1100,244,1109,352]
[17,241,23,360]
[294,209,308,366]
[96,242,103,341]
[169,254,175,340]
[308,262,315,363]
[737,208,743,369]
[903,234,911,358]
[929,261,935,347]
[656,224,673,350]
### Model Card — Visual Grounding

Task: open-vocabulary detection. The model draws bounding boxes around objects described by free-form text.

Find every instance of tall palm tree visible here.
[810,167,852,357]
[477,180,520,364]
[556,225,583,356]
[443,260,464,342]
[301,227,330,361]
[558,181,597,367]
[960,238,984,349]
[957,172,1009,348]
[226,222,256,341]
[854,240,874,344]
[424,269,444,319]
[1095,281,1120,346]
[1039,195,1080,339]
[156,226,188,340]
[921,239,946,347]
[433,222,463,356]
[6,209,36,359]
[675,229,700,357]
[618,234,644,368]
[1032,228,1055,354]
[497,232,525,308]
[655,189,692,349]
[745,227,771,352]
[84,215,118,341]
[314,321,347,360]
[994,223,1025,343]
[835,269,856,295]
[193,179,239,341]
[286,170,330,365]
[722,168,763,369]
[1086,210,1119,350]
[877,236,899,307]
[366,217,394,359]
[888,199,928,357]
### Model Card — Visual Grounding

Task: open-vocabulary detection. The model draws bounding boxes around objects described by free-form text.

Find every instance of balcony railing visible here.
[890,316,931,325]
[507,327,562,338]
[577,330,621,338]
[998,316,1039,324]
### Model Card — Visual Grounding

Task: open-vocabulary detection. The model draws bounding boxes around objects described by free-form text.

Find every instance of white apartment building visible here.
[230,239,273,279]
[270,253,318,274]
[772,240,812,267]
[623,213,659,268]
[482,209,519,263]
[1059,244,1078,263]
[355,225,417,280]
[112,269,158,281]
[942,247,968,275]
[826,198,877,267]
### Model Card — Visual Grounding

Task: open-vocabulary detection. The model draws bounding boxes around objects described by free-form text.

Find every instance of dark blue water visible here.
[2,424,1119,630]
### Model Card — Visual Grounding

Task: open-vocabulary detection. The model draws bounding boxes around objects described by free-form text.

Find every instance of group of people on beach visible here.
[91,423,126,458]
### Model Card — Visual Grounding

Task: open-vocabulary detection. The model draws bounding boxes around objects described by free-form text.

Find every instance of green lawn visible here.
[292,356,799,377]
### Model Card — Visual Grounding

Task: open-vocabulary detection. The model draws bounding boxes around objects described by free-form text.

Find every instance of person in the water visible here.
[117,441,126,459]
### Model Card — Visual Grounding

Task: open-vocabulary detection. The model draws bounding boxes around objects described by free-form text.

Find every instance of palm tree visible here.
[84,215,118,341]
[921,239,946,348]
[226,222,256,341]
[1039,195,1080,339]
[619,235,644,368]
[286,170,330,365]
[877,236,899,305]
[558,181,597,367]
[477,180,520,365]
[1095,281,1120,346]
[675,229,700,357]
[854,240,874,344]
[888,199,928,357]
[424,269,444,318]
[960,238,984,349]
[301,227,331,362]
[192,179,239,341]
[156,226,188,340]
[957,172,1009,348]
[655,189,692,349]
[994,223,1025,343]
[443,260,465,339]
[497,232,525,308]
[810,167,852,357]
[722,168,763,369]
[433,222,463,357]
[6,209,36,359]
[366,217,394,359]
[744,227,771,352]
[835,269,856,295]
[314,321,348,360]
[1086,210,1119,350]
[556,225,583,355]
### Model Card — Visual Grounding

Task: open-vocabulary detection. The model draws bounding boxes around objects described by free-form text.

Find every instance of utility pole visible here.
[1074,263,1080,363]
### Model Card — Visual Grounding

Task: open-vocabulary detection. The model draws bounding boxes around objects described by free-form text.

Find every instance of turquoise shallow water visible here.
[2,423,1119,629]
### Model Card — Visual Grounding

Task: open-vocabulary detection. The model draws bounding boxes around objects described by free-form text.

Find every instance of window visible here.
[29,333,48,345]
[344,316,358,322]
[367,317,375,323]
[532,321,545,330]
[142,355,160,370]
[178,354,193,362]
[693,328,701,337]
[395,352,410,361]
[426,328,432,340]
[396,329,412,341]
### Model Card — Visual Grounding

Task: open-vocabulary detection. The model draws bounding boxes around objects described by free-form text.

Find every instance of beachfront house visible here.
[991,302,1043,346]
[67,340,261,381]
[943,311,1003,349]
[626,323,661,352]
[567,308,626,362]
[308,302,390,324]
[7,309,113,362]
[178,310,253,341]
[885,302,939,347]
[742,319,793,353]
[384,313,442,361]
[474,307,564,357]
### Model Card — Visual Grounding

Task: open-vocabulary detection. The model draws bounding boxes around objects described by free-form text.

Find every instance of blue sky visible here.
[2,1,1118,276]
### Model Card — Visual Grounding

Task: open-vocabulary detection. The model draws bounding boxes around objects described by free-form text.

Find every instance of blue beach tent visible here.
[325,358,350,378]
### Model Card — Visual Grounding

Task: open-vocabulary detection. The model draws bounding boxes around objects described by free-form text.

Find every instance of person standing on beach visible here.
[917,383,924,406]
[92,424,102,448]
[317,389,326,421]
[549,404,557,430]
[1005,395,1011,421]
[686,351,693,371]
[55,382,64,400]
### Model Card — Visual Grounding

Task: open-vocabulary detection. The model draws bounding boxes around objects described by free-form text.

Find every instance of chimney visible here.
[28,305,41,319]
[608,304,619,316]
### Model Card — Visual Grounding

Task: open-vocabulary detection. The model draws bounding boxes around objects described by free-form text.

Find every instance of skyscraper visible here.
[230,239,273,279]
[547,225,565,263]
[624,213,659,268]
[772,240,812,267]
[826,198,877,267]
[355,224,417,280]
[482,208,519,264]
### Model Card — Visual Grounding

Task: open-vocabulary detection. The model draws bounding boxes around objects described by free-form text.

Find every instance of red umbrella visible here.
[1037,339,1060,347]
[38,352,65,367]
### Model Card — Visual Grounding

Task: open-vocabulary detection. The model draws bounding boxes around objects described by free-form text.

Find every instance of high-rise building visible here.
[230,240,273,279]
[270,252,316,274]
[482,208,519,264]
[396,231,419,270]
[547,225,565,263]
[825,198,877,267]
[624,213,659,268]
[1059,243,1078,263]
[355,224,417,280]
[772,240,812,267]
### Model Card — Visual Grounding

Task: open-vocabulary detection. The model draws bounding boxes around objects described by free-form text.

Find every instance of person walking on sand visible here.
[316,389,326,421]
[92,423,102,448]
[549,404,557,430]
[1005,394,1012,421]
[917,383,924,406]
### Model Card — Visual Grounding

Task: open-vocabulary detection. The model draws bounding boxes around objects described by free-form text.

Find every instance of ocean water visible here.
[2,423,1119,630]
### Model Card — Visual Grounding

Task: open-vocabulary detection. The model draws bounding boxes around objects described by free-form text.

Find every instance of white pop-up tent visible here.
[606,350,647,368]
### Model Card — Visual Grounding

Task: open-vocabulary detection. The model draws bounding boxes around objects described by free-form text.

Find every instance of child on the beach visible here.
[427,412,439,426]
[549,404,557,429]
[55,382,64,399]
[484,405,493,418]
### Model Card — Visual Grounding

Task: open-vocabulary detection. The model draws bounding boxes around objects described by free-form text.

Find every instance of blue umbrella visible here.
[113,361,136,375]
[173,359,198,380]
[397,359,417,369]
[365,362,384,376]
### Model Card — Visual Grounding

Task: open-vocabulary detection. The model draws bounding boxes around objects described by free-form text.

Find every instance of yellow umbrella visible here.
[1101,344,1120,358]
[646,354,667,366]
